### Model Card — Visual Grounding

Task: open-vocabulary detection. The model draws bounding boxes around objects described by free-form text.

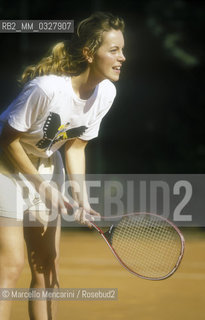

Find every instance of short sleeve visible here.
[7,83,51,132]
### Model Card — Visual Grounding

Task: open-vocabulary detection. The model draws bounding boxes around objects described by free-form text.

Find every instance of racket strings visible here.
[110,214,182,279]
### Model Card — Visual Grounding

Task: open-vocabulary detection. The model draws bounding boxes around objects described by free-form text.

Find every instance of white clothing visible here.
[0,75,116,158]
[0,75,116,220]
[0,151,65,221]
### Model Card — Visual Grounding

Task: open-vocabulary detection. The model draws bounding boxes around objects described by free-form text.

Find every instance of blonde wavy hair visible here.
[20,12,125,85]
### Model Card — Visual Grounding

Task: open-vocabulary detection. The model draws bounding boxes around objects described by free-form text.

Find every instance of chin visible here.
[111,77,120,82]
[100,72,120,82]
[107,74,120,82]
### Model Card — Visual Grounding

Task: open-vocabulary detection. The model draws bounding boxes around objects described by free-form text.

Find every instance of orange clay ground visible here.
[10,228,205,320]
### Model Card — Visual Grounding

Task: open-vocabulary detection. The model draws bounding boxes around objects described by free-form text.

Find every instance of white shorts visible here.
[0,151,65,221]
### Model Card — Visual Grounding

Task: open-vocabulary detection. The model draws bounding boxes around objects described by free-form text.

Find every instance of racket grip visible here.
[63,200,76,214]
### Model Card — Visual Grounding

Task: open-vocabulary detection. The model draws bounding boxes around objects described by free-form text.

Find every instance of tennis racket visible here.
[89,212,185,281]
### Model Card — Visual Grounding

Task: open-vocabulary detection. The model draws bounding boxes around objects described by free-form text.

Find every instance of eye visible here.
[110,48,118,53]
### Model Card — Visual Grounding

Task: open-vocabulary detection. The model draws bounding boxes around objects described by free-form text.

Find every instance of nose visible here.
[118,51,126,62]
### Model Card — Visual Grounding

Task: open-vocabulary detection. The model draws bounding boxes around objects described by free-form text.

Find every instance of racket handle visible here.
[63,200,75,214]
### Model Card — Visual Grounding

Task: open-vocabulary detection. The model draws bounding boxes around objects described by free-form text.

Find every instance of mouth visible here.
[112,66,121,73]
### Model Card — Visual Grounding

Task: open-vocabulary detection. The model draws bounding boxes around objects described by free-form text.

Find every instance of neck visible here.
[71,68,101,100]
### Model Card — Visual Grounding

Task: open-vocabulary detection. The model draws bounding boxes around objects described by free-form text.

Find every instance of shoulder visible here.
[26,75,69,99]
[98,80,116,100]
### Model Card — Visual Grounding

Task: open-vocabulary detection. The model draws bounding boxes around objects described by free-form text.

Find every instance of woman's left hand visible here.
[63,198,100,228]
[74,205,100,228]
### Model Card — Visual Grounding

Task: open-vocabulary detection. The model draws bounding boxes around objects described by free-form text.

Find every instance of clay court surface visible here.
[10,228,205,319]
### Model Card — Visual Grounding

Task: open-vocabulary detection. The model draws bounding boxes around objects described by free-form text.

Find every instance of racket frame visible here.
[90,212,185,281]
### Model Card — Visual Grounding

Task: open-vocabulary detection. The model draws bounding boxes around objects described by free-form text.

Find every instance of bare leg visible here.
[0,217,25,320]
[24,214,61,320]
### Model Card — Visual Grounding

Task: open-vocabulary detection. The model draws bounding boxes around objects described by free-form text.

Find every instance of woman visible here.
[0,11,125,319]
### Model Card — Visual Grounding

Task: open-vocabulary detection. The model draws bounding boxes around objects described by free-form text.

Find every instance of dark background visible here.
[0,0,204,174]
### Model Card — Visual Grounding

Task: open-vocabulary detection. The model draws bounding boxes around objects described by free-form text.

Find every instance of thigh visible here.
[0,173,25,221]
[0,217,24,269]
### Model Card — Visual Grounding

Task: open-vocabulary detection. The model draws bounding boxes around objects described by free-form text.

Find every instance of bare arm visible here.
[64,138,89,206]
[0,122,44,188]
[64,138,100,225]
[0,122,66,212]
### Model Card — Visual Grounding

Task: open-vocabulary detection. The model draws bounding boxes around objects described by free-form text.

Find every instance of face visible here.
[89,29,126,82]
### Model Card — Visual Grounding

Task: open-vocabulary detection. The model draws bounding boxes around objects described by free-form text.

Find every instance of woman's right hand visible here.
[38,181,67,215]
[39,183,100,228]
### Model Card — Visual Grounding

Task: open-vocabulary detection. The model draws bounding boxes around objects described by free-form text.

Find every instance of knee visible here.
[8,256,25,279]
[0,256,24,284]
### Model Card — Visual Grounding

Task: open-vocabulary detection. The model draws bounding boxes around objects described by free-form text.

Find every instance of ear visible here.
[82,47,93,63]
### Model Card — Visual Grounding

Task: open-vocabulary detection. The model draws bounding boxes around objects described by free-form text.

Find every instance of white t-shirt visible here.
[0,75,116,158]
